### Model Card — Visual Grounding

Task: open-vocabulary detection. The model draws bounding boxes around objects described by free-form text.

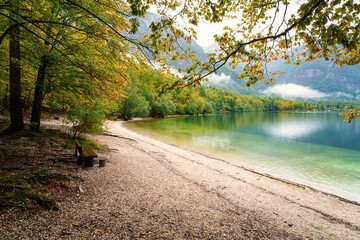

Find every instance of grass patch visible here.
[75,138,106,151]
[0,170,69,210]
[62,135,106,151]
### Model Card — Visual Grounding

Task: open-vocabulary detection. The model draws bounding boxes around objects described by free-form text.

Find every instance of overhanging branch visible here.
[187,0,325,85]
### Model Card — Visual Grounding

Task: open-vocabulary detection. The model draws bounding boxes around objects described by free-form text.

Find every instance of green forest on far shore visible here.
[118,67,359,120]
[1,65,358,132]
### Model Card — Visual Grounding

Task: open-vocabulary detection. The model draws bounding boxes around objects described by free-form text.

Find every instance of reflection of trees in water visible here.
[131,112,359,151]
[128,113,360,202]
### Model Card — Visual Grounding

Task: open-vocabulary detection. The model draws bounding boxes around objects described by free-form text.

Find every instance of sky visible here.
[193,21,231,47]
[190,1,300,47]
[148,1,302,47]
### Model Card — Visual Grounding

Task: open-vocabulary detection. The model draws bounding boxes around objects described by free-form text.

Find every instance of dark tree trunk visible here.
[30,55,49,131]
[3,26,24,134]
[4,84,9,109]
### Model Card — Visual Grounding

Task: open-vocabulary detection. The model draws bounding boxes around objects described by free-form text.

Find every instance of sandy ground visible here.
[1,118,360,239]
[93,120,360,239]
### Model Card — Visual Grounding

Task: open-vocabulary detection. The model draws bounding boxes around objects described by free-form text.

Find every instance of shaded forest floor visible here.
[0,116,105,213]
[0,123,84,211]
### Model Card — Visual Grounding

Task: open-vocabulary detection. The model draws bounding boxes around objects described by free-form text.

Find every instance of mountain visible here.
[202,43,219,53]
[267,59,360,99]
[133,13,360,100]
[129,12,208,67]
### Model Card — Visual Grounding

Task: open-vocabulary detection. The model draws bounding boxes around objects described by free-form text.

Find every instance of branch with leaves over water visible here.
[340,110,360,123]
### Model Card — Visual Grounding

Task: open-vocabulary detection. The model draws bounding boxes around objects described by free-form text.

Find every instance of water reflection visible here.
[263,120,324,141]
[193,136,231,149]
[126,112,360,202]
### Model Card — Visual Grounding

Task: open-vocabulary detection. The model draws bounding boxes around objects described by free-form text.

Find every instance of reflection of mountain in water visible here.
[243,112,359,151]
[126,112,360,202]
[192,136,231,150]
[263,120,324,141]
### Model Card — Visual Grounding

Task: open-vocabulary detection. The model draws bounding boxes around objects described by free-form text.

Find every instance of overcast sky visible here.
[193,21,232,47]
[190,1,301,47]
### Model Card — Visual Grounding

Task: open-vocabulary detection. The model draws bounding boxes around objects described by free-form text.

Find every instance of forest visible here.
[1,62,358,127]
[116,66,360,119]
[1,0,360,135]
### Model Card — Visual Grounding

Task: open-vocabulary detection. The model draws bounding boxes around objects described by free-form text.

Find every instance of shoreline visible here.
[99,120,360,238]
[1,117,360,238]
[122,119,360,206]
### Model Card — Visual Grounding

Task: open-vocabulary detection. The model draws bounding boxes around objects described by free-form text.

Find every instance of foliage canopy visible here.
[128,0,360,91]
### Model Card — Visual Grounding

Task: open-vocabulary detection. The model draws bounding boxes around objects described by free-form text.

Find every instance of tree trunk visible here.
[4,84,8,109]
[3,26,24,134]
[30,55,49,131]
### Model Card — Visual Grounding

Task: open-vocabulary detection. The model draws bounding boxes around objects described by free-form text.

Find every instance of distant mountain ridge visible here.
[202,43,219,53]
[133,12,360,100]
[267,59,360,99]
[130,12,208,66]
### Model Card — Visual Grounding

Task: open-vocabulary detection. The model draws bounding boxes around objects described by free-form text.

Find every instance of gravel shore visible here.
[1,119,360,239]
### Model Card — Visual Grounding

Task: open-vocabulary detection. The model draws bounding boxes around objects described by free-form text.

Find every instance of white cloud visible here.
[169,66,184,78]
[334,92,355,99]
[263,83,327,99]
[206,73,231,83]
[169,67,231,84]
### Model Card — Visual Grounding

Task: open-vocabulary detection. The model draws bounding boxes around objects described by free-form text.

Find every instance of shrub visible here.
[118,88,150,120]
[66,100,113,138]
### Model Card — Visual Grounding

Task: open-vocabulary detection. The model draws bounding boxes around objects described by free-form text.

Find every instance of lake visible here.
[125,112,360,203]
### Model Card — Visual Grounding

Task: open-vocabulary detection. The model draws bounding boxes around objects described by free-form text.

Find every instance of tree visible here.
[129,1,360,90]
[340,110,360,123]
[30,54,50,131]
[67,99,113,138]
[128,0,360,120]
[7,25,24,133]
[119,88,150,120]
[0,2,24,134]
[150,94,176,118]
[0,0,156,132]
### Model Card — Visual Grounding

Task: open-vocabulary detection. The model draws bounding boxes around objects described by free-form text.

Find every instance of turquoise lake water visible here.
[125,112,360,202]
